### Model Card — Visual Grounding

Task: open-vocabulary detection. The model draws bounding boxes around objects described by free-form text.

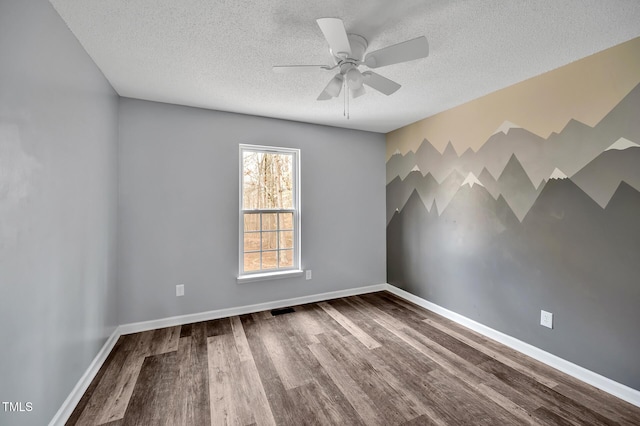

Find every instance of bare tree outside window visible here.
[240,146,299,274]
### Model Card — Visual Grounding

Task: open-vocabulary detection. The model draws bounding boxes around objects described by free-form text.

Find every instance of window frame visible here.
[238,144,301,281]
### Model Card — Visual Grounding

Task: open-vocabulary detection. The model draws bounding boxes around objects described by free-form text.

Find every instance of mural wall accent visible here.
[386,37,640,391]
[387,83,640,222]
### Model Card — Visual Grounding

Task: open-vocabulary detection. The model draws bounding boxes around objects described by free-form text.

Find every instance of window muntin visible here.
[239,145,300,276]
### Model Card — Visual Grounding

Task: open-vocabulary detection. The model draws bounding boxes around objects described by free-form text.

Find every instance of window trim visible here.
[238,144,301,281]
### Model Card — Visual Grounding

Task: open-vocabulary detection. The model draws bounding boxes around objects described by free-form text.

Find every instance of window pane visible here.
[279,231,293,249]
[262,251,278,269]
[244,213,260,232]
[261,231,277,250]
[244,232,260,252]
[279,250,294,268]
[279,212,293,230]
[244,252,260,272]
[242,151,293,209]
[242,151,261,210]
[262,213,277,231]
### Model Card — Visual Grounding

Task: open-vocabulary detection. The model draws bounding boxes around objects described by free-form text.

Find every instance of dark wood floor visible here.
[67,291,640,425]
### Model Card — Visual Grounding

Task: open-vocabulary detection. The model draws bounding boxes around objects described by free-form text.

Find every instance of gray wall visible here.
[0,1,119,425]
[117,98,386,324]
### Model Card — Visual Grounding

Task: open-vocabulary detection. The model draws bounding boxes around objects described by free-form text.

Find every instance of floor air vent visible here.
[271,307,295,316]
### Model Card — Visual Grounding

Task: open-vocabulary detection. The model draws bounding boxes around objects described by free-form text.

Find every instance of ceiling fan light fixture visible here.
[351,85,366,98]
[346,68,363,89]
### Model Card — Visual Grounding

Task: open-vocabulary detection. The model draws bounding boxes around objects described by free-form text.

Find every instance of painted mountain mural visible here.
[386,83,640,223]
[572,145,640,208]
[386,75,640,390]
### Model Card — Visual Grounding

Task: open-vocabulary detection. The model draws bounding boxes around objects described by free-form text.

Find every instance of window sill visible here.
[237,269,304,284]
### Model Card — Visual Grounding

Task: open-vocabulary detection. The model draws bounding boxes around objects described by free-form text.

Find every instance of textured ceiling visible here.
[49,0,640,133]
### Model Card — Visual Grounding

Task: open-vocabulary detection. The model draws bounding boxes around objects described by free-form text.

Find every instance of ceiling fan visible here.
[273,18,429,101]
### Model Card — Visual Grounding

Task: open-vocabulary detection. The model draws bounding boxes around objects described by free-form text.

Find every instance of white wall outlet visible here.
[305,270,312,280]
[540,310,553,329]
[176,284,185,297]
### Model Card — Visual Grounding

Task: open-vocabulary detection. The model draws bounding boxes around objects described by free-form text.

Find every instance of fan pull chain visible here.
[341,79,350,119]
[343,79,350,119]
[347,87,350,119]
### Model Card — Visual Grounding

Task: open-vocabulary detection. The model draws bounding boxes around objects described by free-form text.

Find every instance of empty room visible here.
[2,0,640,425]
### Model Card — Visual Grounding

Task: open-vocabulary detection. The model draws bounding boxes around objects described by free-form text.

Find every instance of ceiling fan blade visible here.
[317,91,332,101]
[316,18,352,57]
[362,71,401,95]
[317,74,344,100]
[273,65,329,73]
[364,36,429,69]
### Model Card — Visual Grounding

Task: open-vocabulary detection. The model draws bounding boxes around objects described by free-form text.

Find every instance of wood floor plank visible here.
[400,414,442,426]
[252,310,272,322]
[99,420,123,426]
[286,305,323,344]
[230,315,253,364]
[318,301,381,349]
[205,317,232,337]
[303,303,351,337]
[187,322,212,426]
[240,314,303,426]
[480,358,618,426]
[551,383,640,426]
[121,352,179,425]
[308,342,384,426]
[475,382,541,425]
[288,379,367,426]
[257,315,312,390]
[531,406,578,426]
[170,334,211,426]
[208,334,255,425]
[317,331,448,425]
[238,355,277,425]
[68,292,640,426]
[94,331,155,424]
[279,315,373,425]
[170,336,191,425]
[163,325,181,353]
[427,368,530,425]
[179,323,192,338]
[148,325,181,355]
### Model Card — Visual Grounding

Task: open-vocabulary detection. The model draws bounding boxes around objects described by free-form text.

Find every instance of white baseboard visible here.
[49,328,120,426]
[384,284,640,408]
[50,283,387,424]
[118,283,388,335]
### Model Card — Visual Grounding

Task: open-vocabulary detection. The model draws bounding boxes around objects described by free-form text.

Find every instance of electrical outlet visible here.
[540,310,553,329]
[176,284,185,297]
[305,270,312,280]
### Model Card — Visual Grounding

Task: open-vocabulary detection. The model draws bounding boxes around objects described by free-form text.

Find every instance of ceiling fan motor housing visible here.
[331,34,368,62]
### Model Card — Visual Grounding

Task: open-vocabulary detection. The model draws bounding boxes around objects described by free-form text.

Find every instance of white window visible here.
[238,144,301,280]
